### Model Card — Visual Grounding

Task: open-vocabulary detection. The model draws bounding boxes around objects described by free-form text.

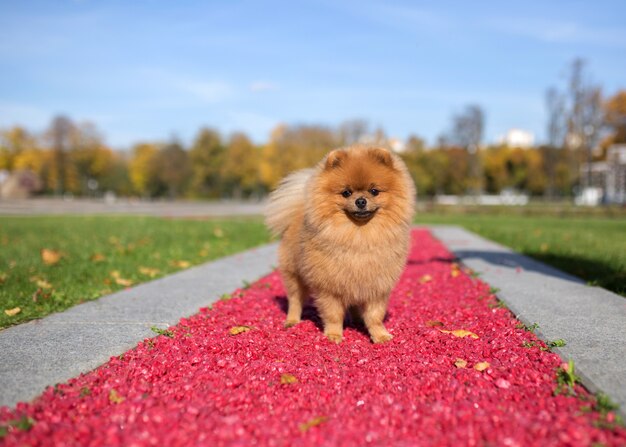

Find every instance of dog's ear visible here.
[368,147,393,167]
[325,149,347,169]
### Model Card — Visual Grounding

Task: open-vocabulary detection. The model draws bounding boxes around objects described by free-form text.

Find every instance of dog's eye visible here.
[341,189,352,198]
[369,188,380,196]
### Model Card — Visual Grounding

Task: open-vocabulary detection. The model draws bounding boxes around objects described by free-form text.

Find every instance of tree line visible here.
[1,60,625,200]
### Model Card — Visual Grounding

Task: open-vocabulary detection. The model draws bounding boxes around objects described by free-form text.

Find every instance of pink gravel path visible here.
[1,229,624,446]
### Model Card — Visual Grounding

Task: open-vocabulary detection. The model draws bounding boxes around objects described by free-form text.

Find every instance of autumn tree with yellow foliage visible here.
[222,132,262,198]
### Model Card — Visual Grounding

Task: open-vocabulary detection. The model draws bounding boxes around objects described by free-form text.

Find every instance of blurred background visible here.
[0,0,625,207]
[1,1,626,329]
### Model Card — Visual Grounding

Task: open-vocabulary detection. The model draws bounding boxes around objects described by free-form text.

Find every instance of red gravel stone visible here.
[1,229,624,446]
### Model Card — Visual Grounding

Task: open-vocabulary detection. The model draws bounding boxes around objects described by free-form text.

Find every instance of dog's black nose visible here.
[355,197,367,209]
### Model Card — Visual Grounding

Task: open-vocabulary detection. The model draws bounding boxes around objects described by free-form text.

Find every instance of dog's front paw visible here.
[371,332,393,344]
[284,318,301,328]
[325,332,343,343]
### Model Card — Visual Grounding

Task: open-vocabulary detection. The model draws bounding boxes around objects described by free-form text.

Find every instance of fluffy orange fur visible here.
[265,145,415,343]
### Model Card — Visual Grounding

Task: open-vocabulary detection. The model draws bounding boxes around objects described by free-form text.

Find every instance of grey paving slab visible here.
[0,243,278,408]
[430,225,626,417]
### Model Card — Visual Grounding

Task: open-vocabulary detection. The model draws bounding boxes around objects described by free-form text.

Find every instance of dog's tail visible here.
[265,168,314,237]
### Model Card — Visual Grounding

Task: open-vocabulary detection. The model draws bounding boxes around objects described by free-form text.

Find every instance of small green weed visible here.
[593,392,623,428]
[488,300,507,309]
[554,359,580,396]
[595,392,619,415]
[522,340,548,351]
[548,339,567,348]
[150,326,174,338]
[517,322,540,333]
[0,415,35,438]
[79,387,91,398]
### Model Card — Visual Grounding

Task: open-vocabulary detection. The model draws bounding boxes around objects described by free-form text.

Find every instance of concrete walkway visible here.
[0,198,266,217]
[1,226,624,417]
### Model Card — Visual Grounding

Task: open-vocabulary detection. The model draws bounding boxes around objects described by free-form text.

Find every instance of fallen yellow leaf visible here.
[4,307,21,316]
[139,267,160,277]
[454,358,468,368]
[114,277,133,287]
[108,389,125,404]
[419,274,432,284]
[41,249,62,265]
[213,228,224,238]
[30,276,52,289]
[170,260,191,269]
[280,373,298,384]
[110,271,133,286]
[36,279,52,289]
[474,362,490,371]
[229,325,251,335]
[439,329,479,339]
[90,253,106,262]
[299,416,328,432]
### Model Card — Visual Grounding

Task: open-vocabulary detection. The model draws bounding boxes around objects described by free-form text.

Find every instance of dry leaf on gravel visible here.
[280,373,298,385]
[299,416,328,432]
[41,249,62,265]
[451,263,461,277]
[4,307,21,316]
[454,358,468,368]
[425,320,444,327]
[108,389,125,404]
[229,325,251,335]
[474,362,490,371]
[439,329,479,339]
[419,274,432,284]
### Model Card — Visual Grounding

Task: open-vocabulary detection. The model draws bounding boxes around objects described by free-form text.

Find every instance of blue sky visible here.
[1,0,625,149]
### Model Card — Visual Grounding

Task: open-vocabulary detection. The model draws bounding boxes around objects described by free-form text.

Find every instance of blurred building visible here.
[0,169,43,199]
[387,137,406,153]
[498,129,535,148]
[579,144,626,205]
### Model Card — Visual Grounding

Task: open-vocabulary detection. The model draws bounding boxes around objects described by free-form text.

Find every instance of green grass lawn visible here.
[0,216,270,329]
[1,212,624,330]
[415,213,626,297]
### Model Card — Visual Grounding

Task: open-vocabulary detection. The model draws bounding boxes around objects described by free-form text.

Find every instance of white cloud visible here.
[179,80,234,103]
[133,68,235,104]
[486,16,626,48]
[249,81,279,92]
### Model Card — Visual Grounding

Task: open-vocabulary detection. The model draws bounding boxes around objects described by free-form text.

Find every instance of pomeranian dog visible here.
[265,145,415,343]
